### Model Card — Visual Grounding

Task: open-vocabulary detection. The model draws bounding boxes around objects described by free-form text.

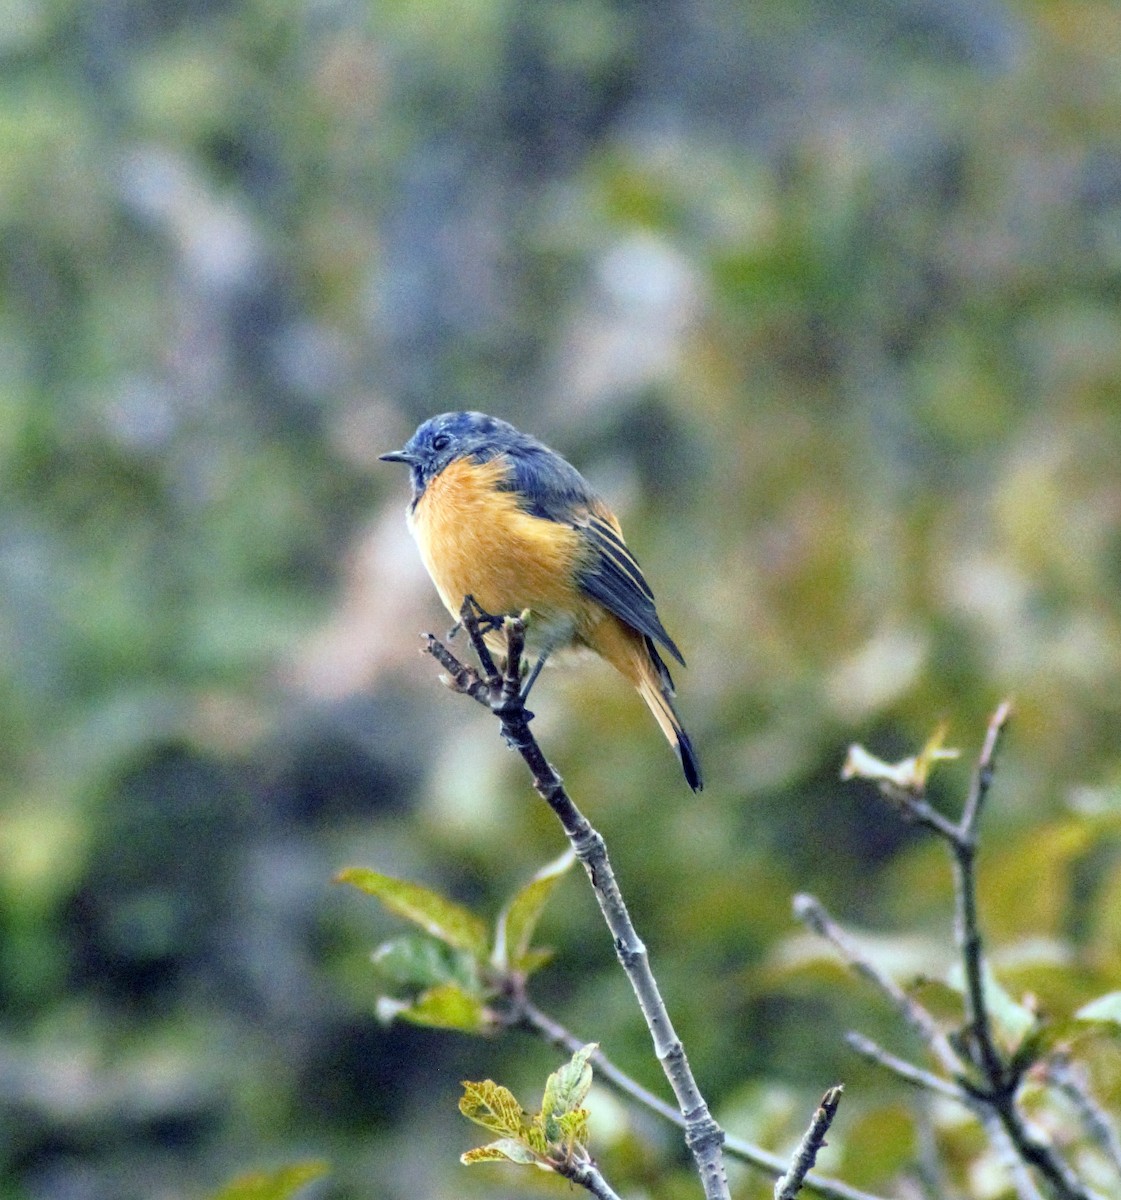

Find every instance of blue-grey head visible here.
[379,411,540,505]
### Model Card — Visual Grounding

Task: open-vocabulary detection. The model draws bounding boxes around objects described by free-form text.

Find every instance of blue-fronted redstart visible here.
[380,411,702,791]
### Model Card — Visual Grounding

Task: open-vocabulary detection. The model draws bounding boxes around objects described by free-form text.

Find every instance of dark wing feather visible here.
[577,517,686,668]
[495,445,686,668]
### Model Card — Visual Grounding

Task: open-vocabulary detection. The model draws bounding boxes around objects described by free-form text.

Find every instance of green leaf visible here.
[391,982,487,1032]
[337,867,488,956]
[513,947,555,976]
[459,1078,530,1138]
[541,1044,596,1141]
[461,1138,543,1167]
[493,850,575,973]
[1076,991,1121,1026]
[372,933,478,990]
[553,1106,590,1148]
[208,1160,329,1200]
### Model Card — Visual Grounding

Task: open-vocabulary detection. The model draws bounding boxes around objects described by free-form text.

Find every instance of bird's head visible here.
[380,411,526,502]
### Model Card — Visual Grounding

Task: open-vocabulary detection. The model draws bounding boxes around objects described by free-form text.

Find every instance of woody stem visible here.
[428,607,731,1200]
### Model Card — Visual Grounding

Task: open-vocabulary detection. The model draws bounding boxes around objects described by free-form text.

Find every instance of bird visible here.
[380,411,702,792]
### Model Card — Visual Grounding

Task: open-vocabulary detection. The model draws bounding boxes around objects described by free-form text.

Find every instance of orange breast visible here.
[408,455,588,629]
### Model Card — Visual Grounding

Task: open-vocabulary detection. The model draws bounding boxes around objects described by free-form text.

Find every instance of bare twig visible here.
[983,1114,1050,1200]
[724,1136,883,1200]
[800,889,1101,1200]
[951,702,1012,1095]
[990,1106,1103,1200]
[428,603,730,1200]
[960,700,1010,834]
[844,1032,970,1103]
[792,894,961,1076]
[1043,1055,1121,1177]
[877,785,962,841]
[773,1086,844,1200]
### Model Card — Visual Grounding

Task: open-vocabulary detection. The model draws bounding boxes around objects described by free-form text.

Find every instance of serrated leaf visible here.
[461,1138,543,1166]
[553,1107,590,1148]
[208,1160,328,1200]
[460,1079,529,1138]
[1076,991,1121,1025]
[395,983,487,1032]
[337,867,488,956]
[525,1119,549,1155]
[372,933,478,990]
[493,850,575,973]
[542,1043,597,1138]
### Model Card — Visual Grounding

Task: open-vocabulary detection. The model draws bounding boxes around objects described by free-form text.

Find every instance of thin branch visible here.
[929,706,1098,1200]
[1043,1055,1121,1178]
[960,700,1012,835]
[429,603,730,1200]
[774,1086,844,1200]
[730,1123,879,1200]
[844,1032,970,1103]
[457,595,503,686]
[950,702,1012,1095]
[980,1111,1050,1200]
[425,633,492,708]
[843,1034,1046,1200]
[859,706,1011,1091]
[722,1137,886,1200]
[987,1102,1103,1200]
[842,703,1102,1200]
[517,1000,891,1200]
[562,1157,625,1200]
[878,784,962,842]
[792,893,962,1077]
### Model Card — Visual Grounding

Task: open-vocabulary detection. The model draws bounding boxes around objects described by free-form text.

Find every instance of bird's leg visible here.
[495,615,537,745]
[520,648,551,702]
[457,595,504,686]
[450,594,505,639]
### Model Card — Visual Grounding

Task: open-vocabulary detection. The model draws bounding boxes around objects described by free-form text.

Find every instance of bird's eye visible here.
[431,434,451,452]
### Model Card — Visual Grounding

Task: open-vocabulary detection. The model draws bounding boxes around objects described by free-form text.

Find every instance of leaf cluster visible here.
[458,1044,596,1173]
[337,850,575,1033]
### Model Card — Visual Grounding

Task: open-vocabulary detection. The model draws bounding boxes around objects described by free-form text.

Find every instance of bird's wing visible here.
[498,446,686,667]
[575,512,686,669]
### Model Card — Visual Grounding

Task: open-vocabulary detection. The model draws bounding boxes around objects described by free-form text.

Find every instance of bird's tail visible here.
[635,638,703,793]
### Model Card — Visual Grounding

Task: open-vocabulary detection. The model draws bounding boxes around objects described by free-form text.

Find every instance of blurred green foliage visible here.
[2,0,1121,1197]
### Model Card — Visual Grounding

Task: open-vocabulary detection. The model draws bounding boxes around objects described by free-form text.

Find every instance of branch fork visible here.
[421,598,898,1200]
[817,703,1111,1200]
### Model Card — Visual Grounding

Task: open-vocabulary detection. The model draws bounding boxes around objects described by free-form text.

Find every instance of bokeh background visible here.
[3,0,1121,1197]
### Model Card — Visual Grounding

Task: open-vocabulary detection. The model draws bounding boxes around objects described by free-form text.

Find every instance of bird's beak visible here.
[378,450,417,464]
